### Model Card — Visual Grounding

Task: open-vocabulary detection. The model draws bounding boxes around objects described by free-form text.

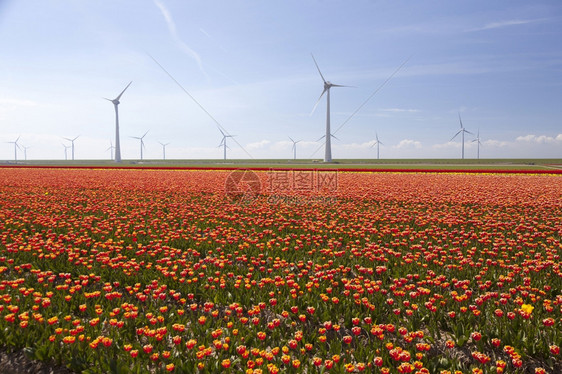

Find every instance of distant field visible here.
[2,158,561,171]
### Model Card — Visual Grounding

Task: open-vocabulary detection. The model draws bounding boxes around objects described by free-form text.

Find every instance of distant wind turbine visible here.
[62,143,71,161]
[450,113,473,159]
[288,136,301,160]
[131,131,149,160]
[371,133,383,160]
[159,142,170,160]
[63,136,79,161]
[219,129,235,160]
[472,129,482,160]
[7,136,21,161]
[22,145,30,161]
[106,141,115,160]
[105,81,132,163]
[311,54,349,163]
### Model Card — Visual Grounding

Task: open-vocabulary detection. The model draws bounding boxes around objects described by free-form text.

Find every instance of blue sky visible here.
[1,0,561,160]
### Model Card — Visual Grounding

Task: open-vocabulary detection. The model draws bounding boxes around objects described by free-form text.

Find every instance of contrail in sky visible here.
[153,0,207,77]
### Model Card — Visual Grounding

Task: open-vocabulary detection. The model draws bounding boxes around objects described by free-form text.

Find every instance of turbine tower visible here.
[131,130,149,160]
[288,136,301,160]
[105,81,132,163]
[63,136,79,161]
[219,129,235,160]
[7,136,21,161]
[311,54,348,163]
[62,143,71,161]
[371,133,383,160]
[159,142,170,160]
[472,129,482,160]
[106,141,115,160]
[22,145,30,161]
[450,113,473,159]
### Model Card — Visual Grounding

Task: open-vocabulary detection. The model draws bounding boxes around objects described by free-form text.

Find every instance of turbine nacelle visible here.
[106,81,132,105]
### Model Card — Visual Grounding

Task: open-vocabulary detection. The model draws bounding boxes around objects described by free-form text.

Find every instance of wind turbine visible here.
[219,129,235,160]
[106,141,115,160]
[131,131,149,160]
[7,136,21,161]
[371,133,383,160]
[472,129,482,160]
[105,81,132,163]
[288,136,301,160]
[311,54,349,163]
[63,136,79,161]
[450,113,473,159]
[159,141,170,160]
[62,143,71,161]
[22,145,30,161]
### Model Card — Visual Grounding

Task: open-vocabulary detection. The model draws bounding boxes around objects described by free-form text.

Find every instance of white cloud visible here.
[336,141,376,151]
[516,134,562,144]
[246,140,271,150]
[395,139,422,149]
[483,139,509,147]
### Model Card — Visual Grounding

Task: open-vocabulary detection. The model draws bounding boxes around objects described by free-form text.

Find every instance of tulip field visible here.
[0,167,560,374]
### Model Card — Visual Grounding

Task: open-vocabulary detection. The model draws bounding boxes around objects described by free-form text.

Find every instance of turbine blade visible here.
[142,130,149,138]
[218,128,225,137]
[311,54,327,83]
[458,112,463,128]
[450,130,462,141]
[310,89,327,115]
[330,84,352,88]
[288,136,295,143]
[464,129,474,135]
[115,81,132,101]
[317,135,326,142]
